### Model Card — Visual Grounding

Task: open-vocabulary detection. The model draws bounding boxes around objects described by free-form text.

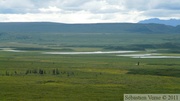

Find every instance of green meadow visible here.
[0,49,180,101]
[0,32,180,101]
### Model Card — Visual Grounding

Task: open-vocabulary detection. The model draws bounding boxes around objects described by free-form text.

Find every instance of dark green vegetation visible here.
[0,22,180,34]
[0,22,180,100]
[0,51,180,101]
[0,22,180,52]
[1,32,180,53]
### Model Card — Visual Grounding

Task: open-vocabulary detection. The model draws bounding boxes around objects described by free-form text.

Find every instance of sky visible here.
[0,0,180,23]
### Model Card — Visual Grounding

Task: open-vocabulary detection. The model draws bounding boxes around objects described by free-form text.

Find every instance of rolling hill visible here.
[139,18,180,26]
[0,22,179,34]
[0,22,180,52]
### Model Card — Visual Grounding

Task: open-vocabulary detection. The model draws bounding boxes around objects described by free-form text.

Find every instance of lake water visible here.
[43,51,137,55]
[1,48,179,59]
[117,54,180,58]
[0,48,26,52]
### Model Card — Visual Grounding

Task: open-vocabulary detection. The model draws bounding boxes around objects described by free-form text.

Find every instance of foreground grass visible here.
[0,51,180,101]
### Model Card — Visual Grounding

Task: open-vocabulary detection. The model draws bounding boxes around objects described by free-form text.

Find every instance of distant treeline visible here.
[1,69,75,77]
[105,42,180,52]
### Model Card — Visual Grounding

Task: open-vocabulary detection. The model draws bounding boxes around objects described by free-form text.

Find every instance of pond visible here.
[1,48,179,59]
[117,54,180,58]
[43,51,137,55]
[0,48,26,52]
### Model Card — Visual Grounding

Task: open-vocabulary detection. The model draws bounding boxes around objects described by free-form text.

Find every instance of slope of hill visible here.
[139,18,180,26]
[0,22,179,34]
[0,22,180,52]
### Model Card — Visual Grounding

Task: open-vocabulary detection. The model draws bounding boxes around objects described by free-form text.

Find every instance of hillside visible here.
[0,22,180,52]
[0,22,179,34]
[139,18,180,26]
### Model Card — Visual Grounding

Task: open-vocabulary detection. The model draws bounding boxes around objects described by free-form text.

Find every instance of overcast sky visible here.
[0,0,180,23]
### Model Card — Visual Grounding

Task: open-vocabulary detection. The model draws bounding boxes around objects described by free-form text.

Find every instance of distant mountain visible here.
[139,18,180,26]
[0,22,179,34]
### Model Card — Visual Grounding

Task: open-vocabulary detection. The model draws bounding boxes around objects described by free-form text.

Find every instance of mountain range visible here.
[139,18,180,26]
[0,22,180,34]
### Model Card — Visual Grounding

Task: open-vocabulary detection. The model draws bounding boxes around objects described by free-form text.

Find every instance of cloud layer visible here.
[0,0,179,23]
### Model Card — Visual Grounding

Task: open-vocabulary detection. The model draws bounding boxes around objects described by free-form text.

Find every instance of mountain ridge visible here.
[139,18,180,26]
[0,22,179,34]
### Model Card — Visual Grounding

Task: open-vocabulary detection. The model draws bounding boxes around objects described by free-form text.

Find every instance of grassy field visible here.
[1,33,180,51]
[0,49,180,101]
[0,32,180,100]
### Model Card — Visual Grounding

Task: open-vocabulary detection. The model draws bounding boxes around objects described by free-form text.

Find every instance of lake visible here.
[0,48,26,52]
[117,54,180,58]
[43,51,137,55]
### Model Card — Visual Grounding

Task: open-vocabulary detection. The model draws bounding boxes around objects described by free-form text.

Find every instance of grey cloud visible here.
[122,0,152,10]
[0,9,14,14]
[123,0,180,11]
[2,0,180,14]
[79,0,123,14]
[0,0,180,23]
[121,0,180,19]
[154,1,180,10]
[144,9,180,18]
[0,0,36,14]
[40,0,90,11]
